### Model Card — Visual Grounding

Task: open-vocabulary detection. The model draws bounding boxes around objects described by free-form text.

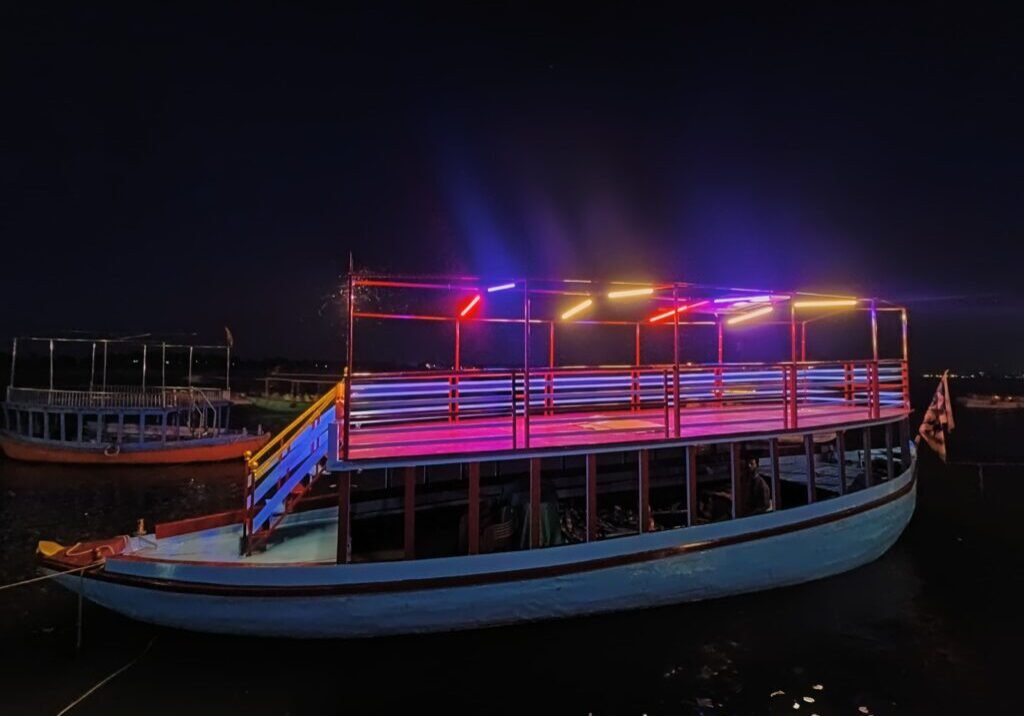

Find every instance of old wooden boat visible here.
[39,275,915,637]
[2,337,269,464]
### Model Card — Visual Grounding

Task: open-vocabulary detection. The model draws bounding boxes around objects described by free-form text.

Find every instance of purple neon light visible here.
[712,294,773,304]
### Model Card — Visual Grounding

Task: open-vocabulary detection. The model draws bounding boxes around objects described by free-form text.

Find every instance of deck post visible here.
[522,280,531,448]
[730,442,743,519]
[141,344,147,391]
[836,431,847,495]
[547,321,555,414]
[899,418,911,472]
[638,449,651,532]
[585,453,598,541]
[672,286,681,437]
[160,343,166,398]
[336,471,351,564]
[863,427,874,487]
[403,466,415,559]
[804,434,816,503]
[800,321,807,362]
[529,458,541,548]
[342,269,355,460]
[870,298,879,362]
[885,422,895,481]
[685,445,698,526]
[769,438,782,508]
[468,462,480,555]
[451,320,461,421]
[48,339,54,391]
[102,340,108,391]
[9,338,16,388]
[88,342,95,393]
[632,323,640,411]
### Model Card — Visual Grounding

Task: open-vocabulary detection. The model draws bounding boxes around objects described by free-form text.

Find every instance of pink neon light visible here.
[459,295,481,317]
[649,300,710,323]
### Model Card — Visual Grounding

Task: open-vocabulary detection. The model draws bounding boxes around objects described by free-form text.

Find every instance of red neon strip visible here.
[459,294,482,317]
[649,300,710,323]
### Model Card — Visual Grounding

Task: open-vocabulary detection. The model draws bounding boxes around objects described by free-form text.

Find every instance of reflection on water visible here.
[0,406,1021,714]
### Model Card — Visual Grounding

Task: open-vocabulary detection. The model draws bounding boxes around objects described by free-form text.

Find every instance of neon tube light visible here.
[607,287,654,299]
[561,298,593,319]
[459,295,482,317]
[793,299,858,308]
[649,300,710,323]
[486,282,516,293]
[713,294,773,304]
[726,305,774,325]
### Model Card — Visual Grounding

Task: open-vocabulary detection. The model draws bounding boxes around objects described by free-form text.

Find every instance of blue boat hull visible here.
[55,463,915,638]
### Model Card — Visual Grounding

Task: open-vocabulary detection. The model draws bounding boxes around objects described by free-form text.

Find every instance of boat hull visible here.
[50,462,915,638]
[0,431,270,465]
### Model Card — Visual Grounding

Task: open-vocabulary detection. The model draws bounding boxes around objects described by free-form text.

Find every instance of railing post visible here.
[662,369,670,438]
[901,359,910,409]
[510,371,518,450]
[781,366,790,429]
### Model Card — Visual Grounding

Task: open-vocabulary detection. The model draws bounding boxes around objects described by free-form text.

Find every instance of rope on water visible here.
[0,563,102,593]
[55,636,157,716]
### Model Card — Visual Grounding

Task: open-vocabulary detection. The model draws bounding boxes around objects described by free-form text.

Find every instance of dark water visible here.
[1,398,1022,715]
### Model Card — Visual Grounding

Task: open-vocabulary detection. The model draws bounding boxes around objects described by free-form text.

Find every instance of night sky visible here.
[2,4,1022,368]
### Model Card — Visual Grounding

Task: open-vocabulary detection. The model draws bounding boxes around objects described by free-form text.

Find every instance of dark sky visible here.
[2,4,1022,367]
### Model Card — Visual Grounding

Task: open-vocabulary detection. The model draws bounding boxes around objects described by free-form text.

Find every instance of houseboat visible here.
[2,337,268,464]
[39,274,915,637]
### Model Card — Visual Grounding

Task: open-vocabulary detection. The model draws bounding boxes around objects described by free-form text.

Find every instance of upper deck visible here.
[325,273,910,470]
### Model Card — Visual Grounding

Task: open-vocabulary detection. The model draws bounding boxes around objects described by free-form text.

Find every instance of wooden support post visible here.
[769,438,782,508]
[730,442,743,519]
[336,471,351,564]
[885,422,895,481]
[638,449,650,533]
[836,431,847,495]
[863,427,874,487]
[529,458,541,548]
[804,434,816,503]
[467,462,480,555]
[585,454,598,541]
[403,466,416,559]
[685,445,698,527]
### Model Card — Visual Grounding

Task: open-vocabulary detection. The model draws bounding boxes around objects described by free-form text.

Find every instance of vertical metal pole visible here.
[9,338,17,388]
[343,269,355,460]
[187,346,193,387]
[225,346,231,393]
[672,286,681,437]
[870,299,879,362]
[468,462,480,555]
[452,319,461,421]
[141,344,147,391]
[404,466,416,559]
[769,438,782,509]
[800,322,807,362]
[89,342,96,393]
[585,453,598,541]
[522,281,531,449]
[804,434,816,503]
[730,442,743,519]
[790,304,797,363]
[632,322,640,411]
[529,458,541,548]
[638,449,650,533]
[48,339,54,390]
[685,445,698,526]
[102,341,108,391]
[336,471,351,564]
[547,321,555,415]
[836,431,847,495]
[901,308,908,362]
[161,343,166,396]
[510,371,517,449]
[717,319,724,363]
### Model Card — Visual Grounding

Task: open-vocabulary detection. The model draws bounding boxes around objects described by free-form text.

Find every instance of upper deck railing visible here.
[5,385,231,410]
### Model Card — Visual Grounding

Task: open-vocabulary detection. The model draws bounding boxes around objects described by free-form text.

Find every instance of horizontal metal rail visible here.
[5,385,230,410]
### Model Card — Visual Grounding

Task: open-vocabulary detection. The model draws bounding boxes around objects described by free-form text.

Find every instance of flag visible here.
[917,370,955,461]
[224,325,234,349]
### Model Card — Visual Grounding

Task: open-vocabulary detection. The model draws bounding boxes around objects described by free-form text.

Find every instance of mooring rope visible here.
[0,563,102,593]
[54,636,157,716]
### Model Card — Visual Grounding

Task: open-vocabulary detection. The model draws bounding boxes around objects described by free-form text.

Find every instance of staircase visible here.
[240,386,339,555]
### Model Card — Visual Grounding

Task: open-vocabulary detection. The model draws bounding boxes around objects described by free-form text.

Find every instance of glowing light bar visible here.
[459,295,482,317]
[713,294,773,304]
[486,282,516,293]
[607,287,654,299]
[649,300,710,323]
[561,298,593,320]
[793,299,858,308]
[726,305,774,325]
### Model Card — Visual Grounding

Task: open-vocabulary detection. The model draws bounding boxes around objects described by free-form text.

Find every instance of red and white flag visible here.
[918,370,955,461]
